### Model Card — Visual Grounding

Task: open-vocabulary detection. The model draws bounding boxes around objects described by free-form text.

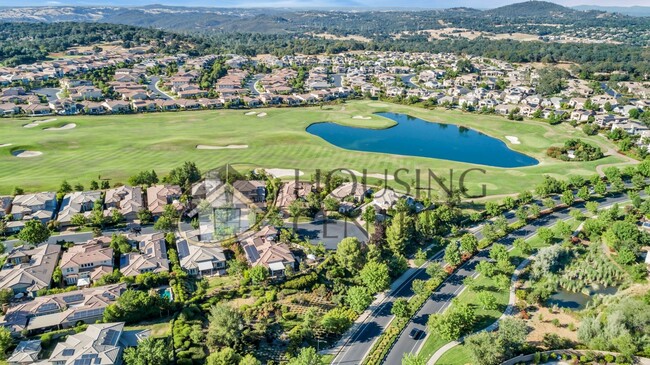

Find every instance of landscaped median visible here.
[362,272,448,365]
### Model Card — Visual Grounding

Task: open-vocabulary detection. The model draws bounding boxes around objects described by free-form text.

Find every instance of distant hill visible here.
[573,5,650,17]
[484,0,578,18]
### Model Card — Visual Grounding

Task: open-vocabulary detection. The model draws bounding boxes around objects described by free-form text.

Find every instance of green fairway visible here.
[0,100,629,195]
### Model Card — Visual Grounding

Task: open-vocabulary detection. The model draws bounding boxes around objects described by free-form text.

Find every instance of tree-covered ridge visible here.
[1,21,649,79]
[0,22,198,66]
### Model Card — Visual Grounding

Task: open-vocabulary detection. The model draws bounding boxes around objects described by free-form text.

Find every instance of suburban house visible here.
[57,191,103,226]
[1,283,126,333]
[0,195,11,219]
[10,192,57,224]
[330,182,370,202]
[7,340,41,365]
[0,244,62,296]
[241,227,296,277]
[276,181,313,211]
[232,180,267,208]
[176,238,226,277]
[104,185,143,222]
[146,184,183,215]
[190,179,221,200]
[372,188,402,211]
[47,322,149,365]
[120,233,170,276]
[59,237,114,286]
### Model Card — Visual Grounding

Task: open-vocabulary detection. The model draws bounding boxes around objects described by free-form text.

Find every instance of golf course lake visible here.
[307,112,539,168]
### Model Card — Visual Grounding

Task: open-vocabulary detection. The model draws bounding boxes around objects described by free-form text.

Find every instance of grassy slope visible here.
[0,100,628,195]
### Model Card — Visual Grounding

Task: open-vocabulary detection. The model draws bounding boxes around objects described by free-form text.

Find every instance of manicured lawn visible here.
[435,345,473,365]
[125,316,172,338]
[0,100,627,194]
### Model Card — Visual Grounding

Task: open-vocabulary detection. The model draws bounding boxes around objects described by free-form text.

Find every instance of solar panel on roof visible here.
[176,240,190,258]
[36,302,59,312]
[102,329,119,346]
[62,349,75,356]
[62,294,84,303]
[244,245,260,262]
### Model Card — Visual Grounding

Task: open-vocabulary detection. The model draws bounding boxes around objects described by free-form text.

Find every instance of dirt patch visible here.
[310,33,371,42]
[525,306,579,347]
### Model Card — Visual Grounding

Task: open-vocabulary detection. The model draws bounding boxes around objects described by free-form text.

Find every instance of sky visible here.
[3,0,650,8]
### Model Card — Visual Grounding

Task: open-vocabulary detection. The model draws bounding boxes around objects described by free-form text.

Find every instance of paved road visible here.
[32,88,61,102]
[292,218,368,250]
[146,76,172,100]
[332,74,345,88]
[245,74,264,96]
[400,74,416,88]
[382,192,632,365]
[4,226,159,250]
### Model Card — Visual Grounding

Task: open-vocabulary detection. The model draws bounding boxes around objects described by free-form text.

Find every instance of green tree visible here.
[465,332,504,365]
[477,291,498,310]
[586,201,599,215]
[489,244,509,264]
[391,298,412,319]
[444,241,462,267]
[336,237,364,273]
[560,190,575,206]
[386,213,413,256]
[555,221,573,238]
[320,307,354,334]
[360,261,390,293]
[17,219,50,245]
[528,204,541,218]
[206,304,244,350]
[362,205,376,232]
[123,337,171,365]
[239,355,261,365]
[577,186,590,201]
[138,209,153,224]
[110,234,132,255]
[248,265,269,284]
[427,300,475,341]
[207,347,241,365]
[515,206,529,223]
[537,227,555,244]
[513,238,532,255]
[59,180,73,193]
[0,327,12,360]
[459,233,478,255]
[70,213,87,227]
[347,286,373,313]
[287,347,321,365]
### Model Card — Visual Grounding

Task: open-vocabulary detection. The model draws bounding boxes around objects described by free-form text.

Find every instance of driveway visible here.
[290,218,367,250]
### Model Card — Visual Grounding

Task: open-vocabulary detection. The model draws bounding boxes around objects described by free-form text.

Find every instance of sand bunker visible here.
[44,123,76,131]
[24,118,57,128]
[0,144,11,148]
[12,150,43,158]
[505,136,521,145]
[245,111,257,116]
[264,168,304,178]
[348,169,395,180]
[196,144,248,150]
[257,113,267,117]
[352,115,372,120]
